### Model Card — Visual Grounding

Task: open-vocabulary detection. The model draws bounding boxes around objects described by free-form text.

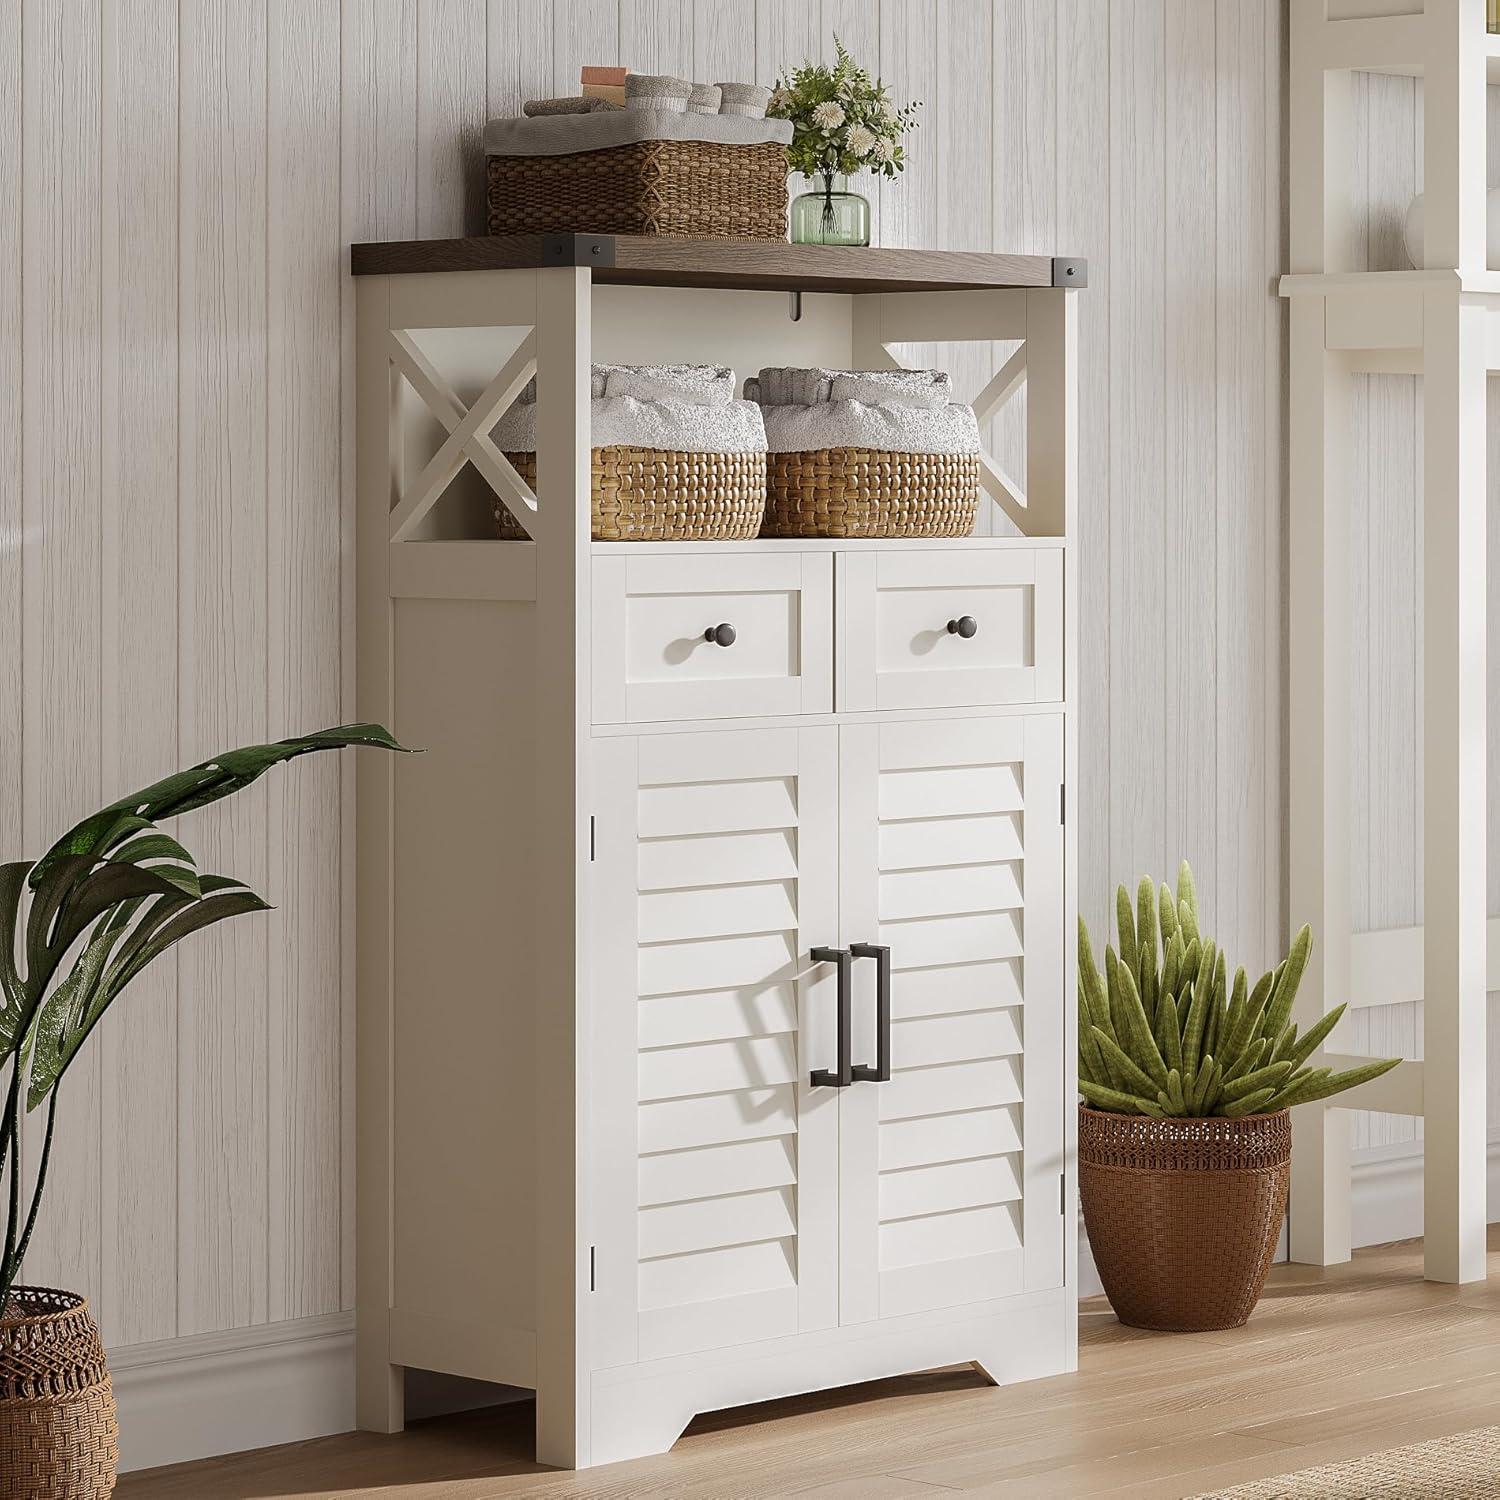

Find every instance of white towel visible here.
[827,373,951,410]
[484,110,791,156]
[760,400,979,456]
[603,366,736,405]
[495,396,767,455]
[518,363,736,406]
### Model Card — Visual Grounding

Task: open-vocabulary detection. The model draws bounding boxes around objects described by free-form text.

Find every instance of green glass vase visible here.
[790,173,871,247]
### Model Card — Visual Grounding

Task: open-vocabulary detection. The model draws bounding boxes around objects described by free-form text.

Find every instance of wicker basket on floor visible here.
[486,140,788,239]
[0,1287,118,1500]
[1078,1106,1291,1332]
[492,449,766,542]
[761,448,980,538]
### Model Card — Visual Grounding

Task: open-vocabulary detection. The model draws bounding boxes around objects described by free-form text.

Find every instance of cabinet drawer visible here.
[592,553,834,724]
[837,548,1063,712]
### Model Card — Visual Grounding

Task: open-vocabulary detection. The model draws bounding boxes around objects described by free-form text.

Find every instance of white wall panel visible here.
[98,0,180,1350]
[267,0,346,1325]
[3,0,1296,1376]
[22,0,104,1309]
[177,0,272,1337]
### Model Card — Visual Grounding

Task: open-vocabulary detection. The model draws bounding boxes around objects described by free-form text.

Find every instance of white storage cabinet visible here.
[354,234,1082,1468]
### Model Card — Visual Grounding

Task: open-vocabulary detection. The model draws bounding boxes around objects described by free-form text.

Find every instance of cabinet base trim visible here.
[587,1287,1072,1468]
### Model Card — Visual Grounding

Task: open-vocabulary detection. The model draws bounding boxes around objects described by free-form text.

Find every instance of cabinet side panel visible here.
[392,596,538,1374]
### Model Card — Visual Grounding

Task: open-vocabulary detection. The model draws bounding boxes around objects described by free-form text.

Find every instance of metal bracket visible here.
[788,290,803,322]
[1051,256,1087,288]
[541,233,617,268]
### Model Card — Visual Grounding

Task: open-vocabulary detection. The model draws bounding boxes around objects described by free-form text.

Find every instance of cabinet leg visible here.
[356,1358,404,1435]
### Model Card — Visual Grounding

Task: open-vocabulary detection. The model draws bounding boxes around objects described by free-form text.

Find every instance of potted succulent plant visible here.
[770,37,921,246]
[1078,863,1398,1332]
[0,725,405,1499]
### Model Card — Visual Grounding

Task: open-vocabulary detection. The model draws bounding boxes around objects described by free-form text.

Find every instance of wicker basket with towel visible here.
[486,82,788,239]
[747,368,982,538]
[491,364,768,542]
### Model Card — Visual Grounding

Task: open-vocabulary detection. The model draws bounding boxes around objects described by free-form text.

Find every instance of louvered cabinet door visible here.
[590,727,840,1367]
[837,715,1065,1323]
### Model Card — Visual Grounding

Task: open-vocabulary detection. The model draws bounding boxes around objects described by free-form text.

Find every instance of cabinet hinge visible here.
[1060,1172,1066,1213]
[589,1245,596,1292]
[1059,783,1066,824]
[590,815,596,862]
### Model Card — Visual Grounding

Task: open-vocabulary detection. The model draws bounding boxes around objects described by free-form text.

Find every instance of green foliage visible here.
[769,36,921,180]
[0,725,408,1308]
[1078,861,1399,1119]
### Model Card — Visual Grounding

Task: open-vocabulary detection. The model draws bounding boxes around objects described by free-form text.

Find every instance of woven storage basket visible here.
[492,449,766,542]
[486,140,788,239]
[0,1288,117,1500]
[1078,1106,1291,1332]
[762,448,980,538]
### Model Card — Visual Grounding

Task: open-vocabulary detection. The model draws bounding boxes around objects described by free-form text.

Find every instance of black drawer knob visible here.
[947,615,979,639]
[705,622,737,648]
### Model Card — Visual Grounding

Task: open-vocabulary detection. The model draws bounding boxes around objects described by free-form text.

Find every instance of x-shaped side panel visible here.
[388,328,539,542]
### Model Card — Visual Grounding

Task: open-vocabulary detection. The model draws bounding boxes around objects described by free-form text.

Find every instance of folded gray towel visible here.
[521,95,619,116]
[749,366,955,407]
[687,82,723,114]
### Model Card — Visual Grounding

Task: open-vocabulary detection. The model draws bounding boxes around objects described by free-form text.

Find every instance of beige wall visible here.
[7,0,1293,1353]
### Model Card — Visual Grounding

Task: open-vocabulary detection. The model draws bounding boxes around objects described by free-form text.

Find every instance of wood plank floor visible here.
[120,1229,1500,1499]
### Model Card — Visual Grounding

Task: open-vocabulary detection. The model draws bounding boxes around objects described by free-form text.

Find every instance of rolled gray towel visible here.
[625,73,692,112]
[717,82,771,118]
[687,82,722,114]
[521,95,619,116]
[752,366,955,407]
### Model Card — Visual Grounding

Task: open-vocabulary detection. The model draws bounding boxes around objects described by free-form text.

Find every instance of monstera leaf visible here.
[0,723,409,1305]
[31,724,403,885]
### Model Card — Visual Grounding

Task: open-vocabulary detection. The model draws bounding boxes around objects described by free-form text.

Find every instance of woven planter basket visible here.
[0,1288,117,1500]
[762,448,980,538]
[486,140,788,239]
[1078,1106,1291,1332]
[492,449,766,542]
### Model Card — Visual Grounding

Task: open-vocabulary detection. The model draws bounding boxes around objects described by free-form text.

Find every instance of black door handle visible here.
[851,942,892,1083]
[809,946,852,1088]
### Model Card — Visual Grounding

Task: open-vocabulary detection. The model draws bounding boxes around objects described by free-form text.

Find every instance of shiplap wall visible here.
[5,0,1293,1356]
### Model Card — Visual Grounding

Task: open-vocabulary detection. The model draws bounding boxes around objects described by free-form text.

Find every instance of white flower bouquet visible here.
[769,37,920,181]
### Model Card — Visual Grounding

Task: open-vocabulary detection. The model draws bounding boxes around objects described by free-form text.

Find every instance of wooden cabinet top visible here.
[350,232,1087,294]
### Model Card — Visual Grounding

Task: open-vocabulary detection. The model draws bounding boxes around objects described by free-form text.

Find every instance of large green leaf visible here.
[107,832,201,899]
[28,880,272,1110]
[0,863,30,1011]
[24,855,95,986]
[98,876,258,1000]
[31,724,406,890]
[38,862,185,987]
[27,928,130,1109]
